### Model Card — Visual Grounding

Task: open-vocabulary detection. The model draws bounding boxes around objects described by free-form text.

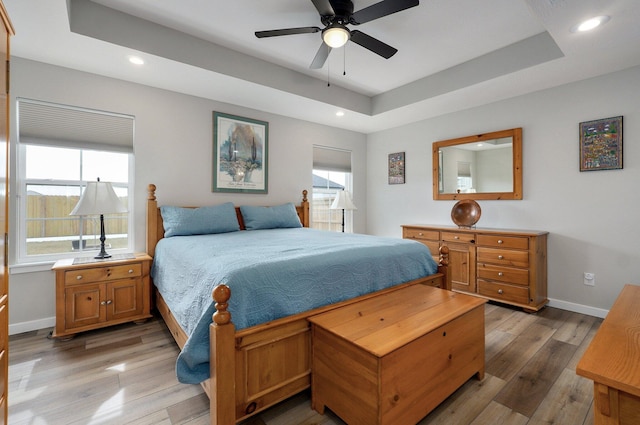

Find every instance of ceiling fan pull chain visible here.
[327,59,331,87]
[343,44,347,76]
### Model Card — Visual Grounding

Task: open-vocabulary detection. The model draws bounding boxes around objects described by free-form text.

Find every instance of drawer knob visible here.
[498,272,504,276]
[128,269,134,274]
[498,255,504,259]
[454,236,459,240]
[101,300,113,306]
[498,289,504,294]
[418,232,423,236]
[497,239,503,244]
[76,275,83,280]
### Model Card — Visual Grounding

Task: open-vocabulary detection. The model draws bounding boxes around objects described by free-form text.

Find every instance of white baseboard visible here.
[9,317,55,336]
[547,298,608,319]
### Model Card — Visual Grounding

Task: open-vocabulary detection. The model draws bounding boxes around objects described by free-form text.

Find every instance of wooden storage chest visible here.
[309,284,486,425]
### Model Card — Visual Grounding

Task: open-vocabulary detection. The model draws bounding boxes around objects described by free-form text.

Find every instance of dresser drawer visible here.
[476,234,528,250]
[64,263,142,285]
[477,247,529,268]
[403,228,439,241]
[442,232,475,243]
[477,263,528,285]
[478,280,529,305]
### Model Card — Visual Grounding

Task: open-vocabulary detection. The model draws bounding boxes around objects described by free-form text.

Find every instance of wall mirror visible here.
[433,128,522,200]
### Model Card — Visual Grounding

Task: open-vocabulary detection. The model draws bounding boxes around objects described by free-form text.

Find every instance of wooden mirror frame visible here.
[433,127,523,200]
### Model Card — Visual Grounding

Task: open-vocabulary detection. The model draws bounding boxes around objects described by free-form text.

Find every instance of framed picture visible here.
[388,152,405,184]
[213,112,268,193]
[579,116,622,172]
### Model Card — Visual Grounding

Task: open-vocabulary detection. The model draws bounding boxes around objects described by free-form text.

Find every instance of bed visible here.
[146,184,451,425]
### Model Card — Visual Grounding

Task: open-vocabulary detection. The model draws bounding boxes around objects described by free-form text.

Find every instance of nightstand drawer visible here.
[64,263,142,285]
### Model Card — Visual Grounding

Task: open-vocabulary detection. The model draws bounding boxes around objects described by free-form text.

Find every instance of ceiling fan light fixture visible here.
[323,24,350,48]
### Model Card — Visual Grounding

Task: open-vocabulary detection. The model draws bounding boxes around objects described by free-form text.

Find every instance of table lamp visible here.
[330,190,357,233]
[70,178,127,259]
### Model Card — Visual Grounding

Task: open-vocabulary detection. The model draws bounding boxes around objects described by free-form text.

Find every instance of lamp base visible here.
[94,213,111,259]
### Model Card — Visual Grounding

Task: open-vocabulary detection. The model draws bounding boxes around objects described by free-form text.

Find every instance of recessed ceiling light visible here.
[571,15,610,33]
[336,111,345,117]
[128,56,145,65]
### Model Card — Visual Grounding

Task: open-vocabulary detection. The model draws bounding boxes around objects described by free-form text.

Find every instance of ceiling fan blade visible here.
[255,27,321,38]
[310,42,332,69]
[351,0,419,25]
[310,0,335,16]
[350,30,397,59]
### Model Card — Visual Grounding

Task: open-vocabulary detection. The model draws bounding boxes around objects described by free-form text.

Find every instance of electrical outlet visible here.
[584,272,595,286]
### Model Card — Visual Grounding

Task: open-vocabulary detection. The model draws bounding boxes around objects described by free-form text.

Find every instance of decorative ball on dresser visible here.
[451,199,481,228]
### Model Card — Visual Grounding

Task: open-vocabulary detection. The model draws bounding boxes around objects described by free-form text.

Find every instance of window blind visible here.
[18,99,134,153]
[457,161,471,177]
[313,146,351,173]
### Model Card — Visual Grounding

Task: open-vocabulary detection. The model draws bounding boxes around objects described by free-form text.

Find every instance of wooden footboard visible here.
[147,184,451,425]
[210,275,449,424]
[155,273,448,424]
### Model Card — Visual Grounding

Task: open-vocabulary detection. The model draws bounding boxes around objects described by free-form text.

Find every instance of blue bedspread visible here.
[151,228,438,383]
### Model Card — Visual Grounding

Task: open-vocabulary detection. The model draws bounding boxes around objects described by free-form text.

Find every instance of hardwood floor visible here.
[8,302,601,424]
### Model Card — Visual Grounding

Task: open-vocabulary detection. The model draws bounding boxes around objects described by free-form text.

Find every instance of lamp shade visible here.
[70,180,127,216]
[330,190,357,211]
[322,24,350,48]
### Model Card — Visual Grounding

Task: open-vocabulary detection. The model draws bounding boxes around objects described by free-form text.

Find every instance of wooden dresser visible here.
[577,284,640,425]
[52,254,153,339]
[403,224,548,311]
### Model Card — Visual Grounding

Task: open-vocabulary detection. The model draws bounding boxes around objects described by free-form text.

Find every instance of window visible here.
[312,146,353,232]
[19,145,131,261]
[16,99,134,263]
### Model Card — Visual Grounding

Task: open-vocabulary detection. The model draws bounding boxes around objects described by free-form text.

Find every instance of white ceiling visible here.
[5,0,640,133]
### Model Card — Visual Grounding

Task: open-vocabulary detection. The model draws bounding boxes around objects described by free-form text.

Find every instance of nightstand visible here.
[52,253,153,339]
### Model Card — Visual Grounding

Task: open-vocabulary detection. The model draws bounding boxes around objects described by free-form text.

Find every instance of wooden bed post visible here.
[438,246,451,291]
[300,190,309,227]
[147,184,158,257]
[210,284,236,425]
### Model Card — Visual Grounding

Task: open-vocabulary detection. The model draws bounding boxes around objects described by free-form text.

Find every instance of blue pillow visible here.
[161,203,240,237]
[240,203,302,230]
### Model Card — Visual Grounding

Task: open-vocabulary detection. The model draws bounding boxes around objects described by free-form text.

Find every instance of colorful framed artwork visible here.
[388,152,405,184]
[579,116,622,172]
[213,112,268,193]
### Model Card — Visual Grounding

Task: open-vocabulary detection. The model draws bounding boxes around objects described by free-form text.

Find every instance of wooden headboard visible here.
[146,184,310,257]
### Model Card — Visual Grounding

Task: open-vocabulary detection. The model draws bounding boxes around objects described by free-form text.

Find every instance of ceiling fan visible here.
[255,0,419,69]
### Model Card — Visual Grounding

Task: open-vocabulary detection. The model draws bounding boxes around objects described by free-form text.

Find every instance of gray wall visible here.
[8,58,367,333]
[9,57,640,333]
[366,65,640,317]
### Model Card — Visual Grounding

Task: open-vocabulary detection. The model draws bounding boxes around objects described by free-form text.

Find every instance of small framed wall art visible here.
[579,116,622,172]
[213,112,268,193]
[388,152,405,184]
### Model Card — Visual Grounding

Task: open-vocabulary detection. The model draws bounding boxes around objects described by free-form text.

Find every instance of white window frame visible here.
[312,169,354,233]
[15,144,134,264]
